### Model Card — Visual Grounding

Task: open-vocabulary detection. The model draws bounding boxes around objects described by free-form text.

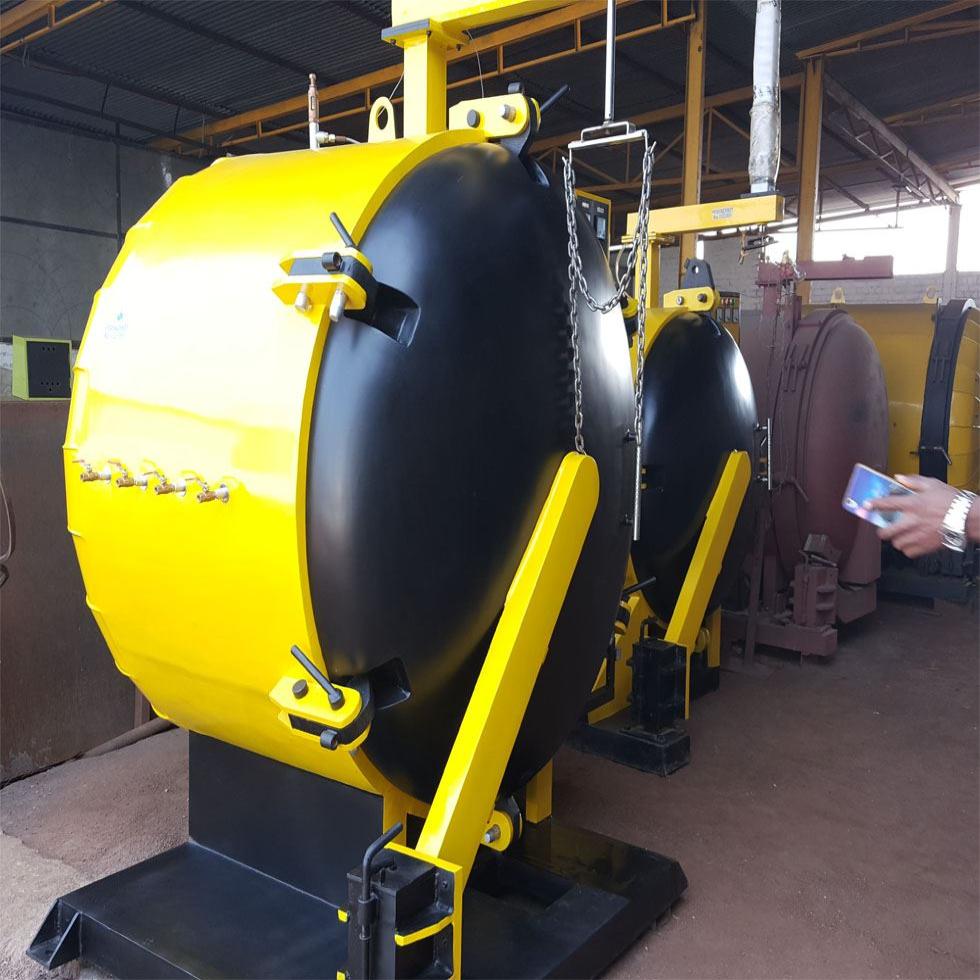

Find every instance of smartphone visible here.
[842,463,914,529]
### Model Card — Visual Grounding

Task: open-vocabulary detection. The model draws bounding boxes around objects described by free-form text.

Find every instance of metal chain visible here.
[562,139,655,485]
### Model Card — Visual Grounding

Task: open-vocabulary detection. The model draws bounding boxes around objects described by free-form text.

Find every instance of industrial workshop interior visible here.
[1,0,979,977]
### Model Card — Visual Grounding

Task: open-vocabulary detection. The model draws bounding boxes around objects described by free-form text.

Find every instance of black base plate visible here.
[567,710,690,776]
[29,820,686,979]
[878,566,974,604]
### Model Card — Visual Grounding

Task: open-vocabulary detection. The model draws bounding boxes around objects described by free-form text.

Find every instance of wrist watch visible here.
[940,490,976,552]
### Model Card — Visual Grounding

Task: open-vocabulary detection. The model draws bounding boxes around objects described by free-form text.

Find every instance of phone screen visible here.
[842,464,914,529]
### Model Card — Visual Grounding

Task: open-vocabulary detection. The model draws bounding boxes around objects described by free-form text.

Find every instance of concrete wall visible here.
[0,118,203,394]
[1,400,138,782]
[0,121,204,778]
[656,237,980,310]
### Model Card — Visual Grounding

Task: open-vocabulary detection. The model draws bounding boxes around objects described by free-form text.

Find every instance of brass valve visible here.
[153,478,187,496]
[141,469,175,494]
[74,459,110,483]
[196,484,230,504]
[108,460,136,487]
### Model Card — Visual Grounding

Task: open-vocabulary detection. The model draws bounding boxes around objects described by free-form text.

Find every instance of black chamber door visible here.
[632,313,757,618]
[305,143,634,801]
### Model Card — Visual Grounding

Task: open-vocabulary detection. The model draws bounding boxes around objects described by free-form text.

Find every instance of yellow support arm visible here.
[413,451,599,886]
[664,449,751,713]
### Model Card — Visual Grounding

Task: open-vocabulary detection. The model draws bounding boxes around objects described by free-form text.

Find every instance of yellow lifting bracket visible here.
[662,285,720,313]
[408,451,599,888]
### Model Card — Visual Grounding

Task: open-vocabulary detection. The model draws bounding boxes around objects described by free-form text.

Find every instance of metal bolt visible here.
[292,678,309,699]
[498,103,516,122]
[675,295,684,306]
[466,109,481,128]
[697,292,708,303]
[329,289,347,323]
[482,825,501,845]
[294,285,312,312]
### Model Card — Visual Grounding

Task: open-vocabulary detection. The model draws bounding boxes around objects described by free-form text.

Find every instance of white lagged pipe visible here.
[749,0,781,194]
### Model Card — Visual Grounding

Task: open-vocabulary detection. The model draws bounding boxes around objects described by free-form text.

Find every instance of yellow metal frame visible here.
[343,452,596,980]
[625,195,783,307]
[386,0,565,137]
[411,451,598,887]
[663,450,750,710]
[590,449,751,722]
[627,195,784,239]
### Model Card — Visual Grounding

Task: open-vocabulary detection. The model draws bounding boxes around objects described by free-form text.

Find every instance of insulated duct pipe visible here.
[748,0,781,194]
[604,0,616,124]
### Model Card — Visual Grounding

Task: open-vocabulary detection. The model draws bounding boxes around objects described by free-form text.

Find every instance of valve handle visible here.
[539,83,570,115]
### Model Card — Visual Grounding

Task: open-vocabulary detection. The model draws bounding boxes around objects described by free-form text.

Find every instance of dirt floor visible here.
[2,596,978,979]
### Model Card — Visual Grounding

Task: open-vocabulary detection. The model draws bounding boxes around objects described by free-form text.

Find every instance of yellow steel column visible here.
[797,56,824,303]
[402,31,449,137]
[678,0,707,283]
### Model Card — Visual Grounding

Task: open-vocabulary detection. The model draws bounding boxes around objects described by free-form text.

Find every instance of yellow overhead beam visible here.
[0,0,67,37]
[886,92,980,128]
[155,1,659,152]
[390,0,564,33]
[626,194,784,238]
[796,0,979,59]
[0,0,110,54]
[533,74,803,155]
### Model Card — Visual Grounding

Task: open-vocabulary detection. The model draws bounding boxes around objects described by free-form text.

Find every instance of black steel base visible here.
[29,736,687,979]
[878,566,975,604]
[567,710,690,776]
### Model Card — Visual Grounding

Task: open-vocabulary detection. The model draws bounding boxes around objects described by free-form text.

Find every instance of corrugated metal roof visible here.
[1,0,976,213]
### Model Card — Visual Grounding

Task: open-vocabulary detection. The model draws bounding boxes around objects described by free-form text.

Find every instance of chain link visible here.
[563,140,655,458]
[562,138,655,531]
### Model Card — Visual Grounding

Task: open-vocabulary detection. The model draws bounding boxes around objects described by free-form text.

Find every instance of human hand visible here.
[867,474,958,558]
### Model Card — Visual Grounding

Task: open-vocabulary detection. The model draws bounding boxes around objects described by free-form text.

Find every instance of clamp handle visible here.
[290,644,345,708]
[330,211,356,249]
